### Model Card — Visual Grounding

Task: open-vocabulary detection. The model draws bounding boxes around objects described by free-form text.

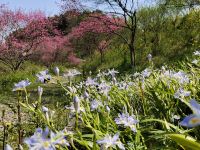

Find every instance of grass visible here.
[0,52,200,149]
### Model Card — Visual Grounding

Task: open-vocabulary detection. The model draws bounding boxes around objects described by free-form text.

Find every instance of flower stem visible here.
[17,91,22,148]
[2,110,7,150]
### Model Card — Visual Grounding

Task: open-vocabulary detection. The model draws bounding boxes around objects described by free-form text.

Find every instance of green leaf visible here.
[20,102,35,112]
[82,134,94,138]
[167,134,200,150]
[142,119,182,132]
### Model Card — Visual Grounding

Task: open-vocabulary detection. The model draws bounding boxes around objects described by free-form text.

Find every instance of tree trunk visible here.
[129,45,134,69]
[12,60,24,72]
[129,11,137,70]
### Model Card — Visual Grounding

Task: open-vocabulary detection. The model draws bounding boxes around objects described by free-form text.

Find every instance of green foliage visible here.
[167,134,200,150]
[2,1,200,149]
[1,53,200,149]
[0,62,42,94]
[78,5,200,73]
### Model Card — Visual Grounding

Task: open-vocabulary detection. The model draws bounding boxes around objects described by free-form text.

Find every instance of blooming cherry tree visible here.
[0,5,64,71]
[67,12,123,61]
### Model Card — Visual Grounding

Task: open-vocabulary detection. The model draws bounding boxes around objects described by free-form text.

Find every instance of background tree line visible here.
[1,0,200,73]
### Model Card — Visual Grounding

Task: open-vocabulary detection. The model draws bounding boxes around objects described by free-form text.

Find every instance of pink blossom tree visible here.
[68,13,123,38]
[0,5,60,71]
[61,0,140,69]
[68,13,123,63]
[67,52,82,65]
[36,36,77,66]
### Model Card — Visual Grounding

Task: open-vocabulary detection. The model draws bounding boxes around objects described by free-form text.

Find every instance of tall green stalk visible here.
[17,91,22,149]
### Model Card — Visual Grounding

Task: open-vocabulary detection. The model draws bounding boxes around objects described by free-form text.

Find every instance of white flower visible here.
[85,77,98,86]
[63,69,81,78]
[174,88,191,99]
[192,59,198,64]
[162,70,189,84]
[163,70,174,78]
[12,79,31,91]
[97,70,105,78]
[68,86,77,94]
[98,82,111,96]
[24,127,69,150]
[36,70,51,83]
[161,66,166,72]
[173,71,189,84]
[107,68,119,77]
[90,100,102,111]
[133,72,140,78]
[141,68,151,78]
[193,50,200,56]
[115,113,138,132]
[97,133,125,150]
[172,115,180,120]
[42,106,49,112]
[118,82,129,90]
[76,82,84,89]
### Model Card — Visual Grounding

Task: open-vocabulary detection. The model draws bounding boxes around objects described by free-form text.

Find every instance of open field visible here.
[1,0,200,149]
[1,53,200,149]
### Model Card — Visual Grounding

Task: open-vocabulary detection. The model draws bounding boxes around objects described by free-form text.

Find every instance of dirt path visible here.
[0,103,29,132]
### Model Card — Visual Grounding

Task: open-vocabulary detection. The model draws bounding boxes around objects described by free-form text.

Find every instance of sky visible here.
[1,0,61,16]
[0,0,155,17]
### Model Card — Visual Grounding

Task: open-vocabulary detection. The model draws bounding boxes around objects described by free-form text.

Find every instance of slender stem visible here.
[70,137,78,150]
[75,113,90,150]
[17,91,22,148]
[34,103,39,128]
[92,130,97,150]
[35,93,42,128]
[75,113,82,139]
[24,88,28,104]
[2,110,6,150]
[75,112,79,131]
[3,125,6,150]
[139,81,146,115]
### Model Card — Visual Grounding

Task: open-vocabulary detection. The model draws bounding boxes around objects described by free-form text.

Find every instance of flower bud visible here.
[112,77,117,85]
[19,144,23,150]
[54,67,59,76]
[42,106,49,112]
[106,106,110,113]
[32,103,36,108]
[147,54,152,62]
[73,95,80,113]
[83,91,89,99]
[38,86,43,97]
